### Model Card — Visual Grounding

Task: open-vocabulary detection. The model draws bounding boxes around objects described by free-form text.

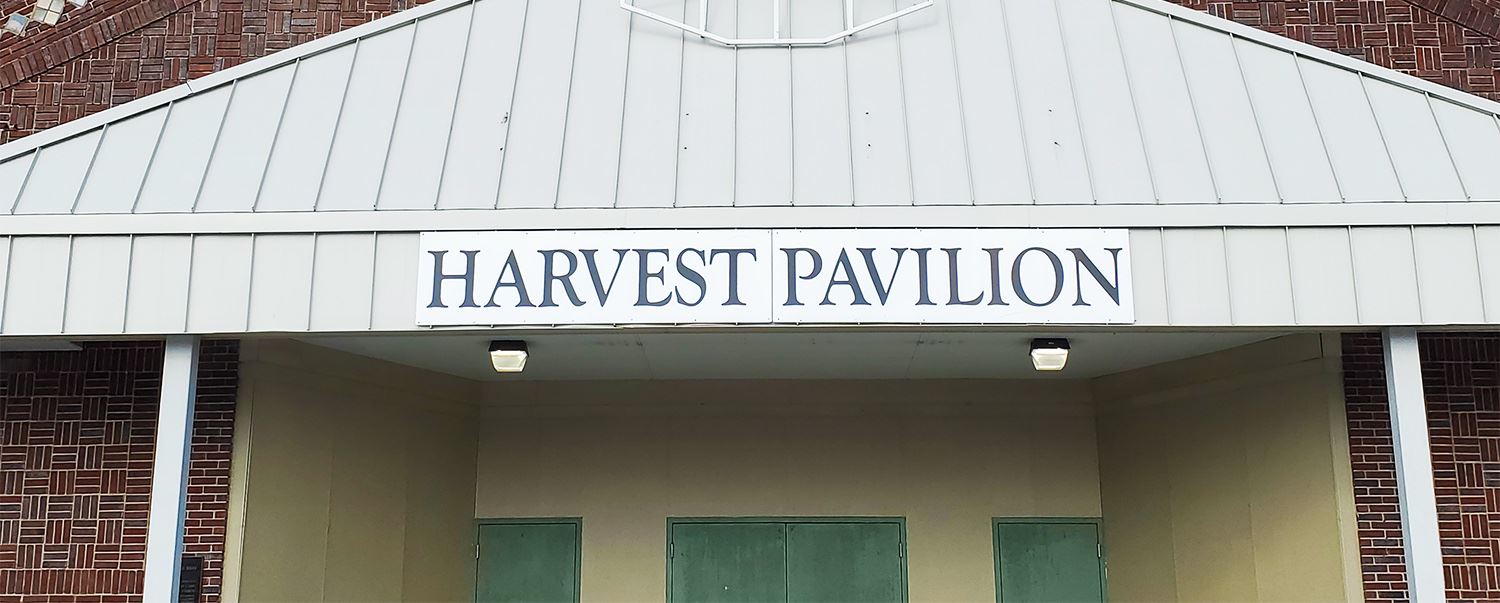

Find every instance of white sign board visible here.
[417,229,1133,326]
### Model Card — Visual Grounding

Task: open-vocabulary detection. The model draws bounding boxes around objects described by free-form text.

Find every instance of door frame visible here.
[473,517,583,603]
[992,517,1107,603]
[665,516,910,603]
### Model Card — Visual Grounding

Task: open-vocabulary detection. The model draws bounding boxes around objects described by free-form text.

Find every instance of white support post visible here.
[1382,327,1446,602]
[143,336,200,603]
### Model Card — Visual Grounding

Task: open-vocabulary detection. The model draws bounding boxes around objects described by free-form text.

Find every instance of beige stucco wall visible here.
[1095,334,1362,603]
[475,379,1101,603]
[224,340,481,603]
[219,334,1362,602]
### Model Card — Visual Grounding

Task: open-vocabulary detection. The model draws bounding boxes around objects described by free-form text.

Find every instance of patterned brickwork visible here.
[0,0,436,144]
[1345,332,1500,602]
[1170,0,1500,100]
[0,340,238,603]
[1345,333,1410,601]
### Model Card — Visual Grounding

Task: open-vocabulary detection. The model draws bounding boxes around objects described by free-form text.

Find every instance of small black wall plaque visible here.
[179,555,203,603]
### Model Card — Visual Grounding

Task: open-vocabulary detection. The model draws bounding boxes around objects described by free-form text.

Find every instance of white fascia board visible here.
[0,0,478,164]
[7,203,1500,235]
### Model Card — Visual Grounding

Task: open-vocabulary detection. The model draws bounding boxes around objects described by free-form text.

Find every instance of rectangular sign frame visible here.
[416,229,1133,326]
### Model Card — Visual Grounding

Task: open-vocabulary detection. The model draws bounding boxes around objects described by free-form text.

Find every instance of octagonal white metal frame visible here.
[620,0,934,47]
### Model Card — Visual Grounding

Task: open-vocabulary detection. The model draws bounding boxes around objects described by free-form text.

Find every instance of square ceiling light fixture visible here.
[29,0,62,26]
[1030,338,1071,372]
[3,12,29,35]
[489,340,529,373]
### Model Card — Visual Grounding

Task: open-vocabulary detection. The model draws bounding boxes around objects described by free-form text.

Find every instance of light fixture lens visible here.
[1029,338,1070,371]
[488,341,528,373]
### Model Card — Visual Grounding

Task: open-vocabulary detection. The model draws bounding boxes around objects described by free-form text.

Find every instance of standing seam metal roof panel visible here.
[5,0,1500,214]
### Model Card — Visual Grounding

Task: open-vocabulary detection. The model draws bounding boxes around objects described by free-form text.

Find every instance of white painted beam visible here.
[1382,327,1446,601]
[143,336,201,603]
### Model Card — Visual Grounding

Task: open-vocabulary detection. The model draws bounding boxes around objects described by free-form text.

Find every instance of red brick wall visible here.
[1172,0,1500,101]
[0,340,238,603]
[0,0,436,144]
[1344,332,1500,602]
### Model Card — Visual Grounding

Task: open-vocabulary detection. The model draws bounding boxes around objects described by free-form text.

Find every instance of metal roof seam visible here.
[118,235,135,334]
[1282,227,1300,324]
[249,59,303,213]
[668,3,689,209]
[1228,32,1284,204]
[840,39,857,207]
[189,81,239,213]
[1408,225,1426,324]
[1472,225,1491,324]
[1056,0,1100,205]
[892,18,917,207]
[1425,91,1474,202]
[552,0,587,211]
[0,237,10,332]
[310,39,365,213]
[993,0,1036,204]
[1168,16,1222,204]
[373,17,426,212]
[5,149,38,215]
[1344,226,1363,325]
[1218,227,1235,324]
[1108,1,1160,205]
[66,126,107,214]
[491,0,533,211]
[1357,72,1410,203]
[57,235,75,333]
[1292,56,1346,203]
[430,2,479,210]
[126,102,174,214]
[938,0,977,206]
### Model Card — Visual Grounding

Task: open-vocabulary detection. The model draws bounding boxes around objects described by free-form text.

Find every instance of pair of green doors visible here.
[668,520,906,603]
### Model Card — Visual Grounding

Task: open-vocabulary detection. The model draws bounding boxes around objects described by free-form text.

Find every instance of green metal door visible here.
[668,519,907,603]
[786,522,904,603]
[475,520,580,603]
[994,520,1105,603]
[669,522,788,603]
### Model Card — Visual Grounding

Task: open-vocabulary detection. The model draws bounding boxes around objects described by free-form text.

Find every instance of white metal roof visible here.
[3,0,1500,217]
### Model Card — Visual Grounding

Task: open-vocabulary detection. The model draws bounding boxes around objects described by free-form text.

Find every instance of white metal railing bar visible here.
[620,0,932,48]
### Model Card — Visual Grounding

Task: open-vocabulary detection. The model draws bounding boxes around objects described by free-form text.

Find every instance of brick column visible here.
[0,340,238,603]
[1345,332,1500,601]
